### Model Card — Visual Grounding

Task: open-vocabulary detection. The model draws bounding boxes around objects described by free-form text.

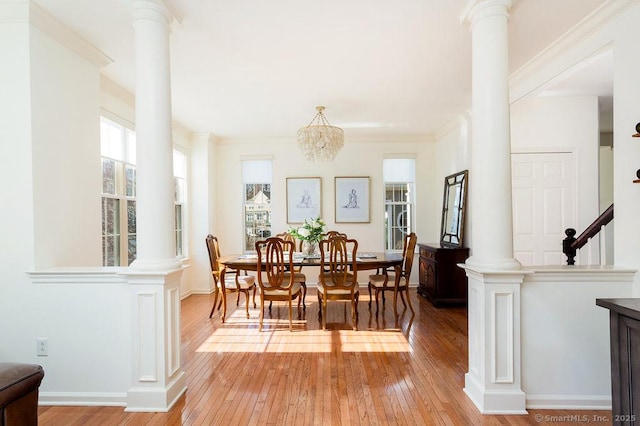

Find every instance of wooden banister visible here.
[563,203,613,265]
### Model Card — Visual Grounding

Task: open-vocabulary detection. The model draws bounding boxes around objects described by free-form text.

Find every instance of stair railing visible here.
[562,204,613,265]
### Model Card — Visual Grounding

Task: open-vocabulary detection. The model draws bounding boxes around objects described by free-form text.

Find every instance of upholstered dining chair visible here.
[317,235,359,331]
[205,234,256,320]
[368,232,417,314]
[275,232,307,309]
[255,237,303,331]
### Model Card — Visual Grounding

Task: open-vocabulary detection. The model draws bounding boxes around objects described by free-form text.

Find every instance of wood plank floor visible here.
[38,288,611,425]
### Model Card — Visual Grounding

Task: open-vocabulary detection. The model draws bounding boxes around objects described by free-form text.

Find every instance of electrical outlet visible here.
[36,338,48,356]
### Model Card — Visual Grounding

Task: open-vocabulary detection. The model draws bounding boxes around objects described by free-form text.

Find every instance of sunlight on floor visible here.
[197,307,411,353]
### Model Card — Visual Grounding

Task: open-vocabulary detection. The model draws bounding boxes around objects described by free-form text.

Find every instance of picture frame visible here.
[286,177,322,223]
[335,176,370,223]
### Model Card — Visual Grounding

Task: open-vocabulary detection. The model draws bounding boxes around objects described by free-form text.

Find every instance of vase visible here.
[301,240,318,256]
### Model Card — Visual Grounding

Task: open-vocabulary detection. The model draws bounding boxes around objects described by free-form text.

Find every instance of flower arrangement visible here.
[288,216,327,243]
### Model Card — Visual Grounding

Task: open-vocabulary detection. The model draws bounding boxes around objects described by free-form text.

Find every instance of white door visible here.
[511,152,576,265]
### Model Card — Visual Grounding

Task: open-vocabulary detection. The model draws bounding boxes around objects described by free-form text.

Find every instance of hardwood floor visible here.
[38,289,610,425]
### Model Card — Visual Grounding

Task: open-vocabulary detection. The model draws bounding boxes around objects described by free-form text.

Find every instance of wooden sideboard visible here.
[596,298,640,424]
[417,243,469,307]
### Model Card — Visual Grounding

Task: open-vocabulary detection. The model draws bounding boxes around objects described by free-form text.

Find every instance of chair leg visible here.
[259,297,264,332]
[244,290,250,319]
[351,297,357,331]
[322,300,327,330]
[405,288,414,314]
[301,282,307,310]
[209,289,219,318]
[252,286,257,308]
[382,290,386,305]
[375,289,380,314]
[399,291,407,308]
[368,283,372,308]
[288,299,293,331]
[236,292,240,306]
[221,291,227,323]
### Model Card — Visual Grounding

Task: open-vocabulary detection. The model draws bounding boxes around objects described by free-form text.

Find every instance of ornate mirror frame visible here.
[440,170,468,248]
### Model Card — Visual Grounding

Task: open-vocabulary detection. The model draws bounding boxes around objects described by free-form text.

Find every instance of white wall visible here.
[188,133,218,295]
[521,269,633,409]
[611,4,640,284]
[30,25,103,268]
[599,146,614,265]
[510,96,601,265]
[0,16,132,404]
[0,5,38,363]
[434,117,472,249]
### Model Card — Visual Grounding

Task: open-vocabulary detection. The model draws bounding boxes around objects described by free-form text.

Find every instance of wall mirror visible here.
[440,170,468,248]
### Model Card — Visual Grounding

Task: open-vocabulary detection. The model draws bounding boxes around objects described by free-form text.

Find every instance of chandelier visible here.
[297,106,344,162]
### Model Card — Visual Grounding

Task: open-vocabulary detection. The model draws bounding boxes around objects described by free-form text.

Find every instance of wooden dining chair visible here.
[367,232,417,314]
[324,230,347,239]
[275,232,307,309]
[317,235,359,331]
[320,231,348,276]
[205,234,256,321]
[255,237,303,331]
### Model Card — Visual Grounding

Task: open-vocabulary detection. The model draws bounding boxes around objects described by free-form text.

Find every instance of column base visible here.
[129,257,183,271]
[125,371,186,412]
[465,256,521,271]
[465,372,528,414]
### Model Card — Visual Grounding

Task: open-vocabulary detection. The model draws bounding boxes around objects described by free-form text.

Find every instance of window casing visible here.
[383,158,416,251]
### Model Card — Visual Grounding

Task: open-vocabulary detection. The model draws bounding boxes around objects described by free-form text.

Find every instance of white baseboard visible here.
[39,391,126,407]
[526,394,612,410]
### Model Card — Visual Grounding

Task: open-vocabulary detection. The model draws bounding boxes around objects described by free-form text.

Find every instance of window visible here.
[101,116,137,266]
[242,160,272,252]
[174,149,187,257]
[101,116,188,265]
[383,158,415,251]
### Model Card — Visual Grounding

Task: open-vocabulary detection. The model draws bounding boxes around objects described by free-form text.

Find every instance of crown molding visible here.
[30,3,112,68]
[509,0,639,102]
[434,112,471,141]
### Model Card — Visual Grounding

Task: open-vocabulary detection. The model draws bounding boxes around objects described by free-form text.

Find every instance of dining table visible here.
[217,251,404,323]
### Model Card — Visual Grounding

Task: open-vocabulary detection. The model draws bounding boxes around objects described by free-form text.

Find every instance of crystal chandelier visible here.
[297,106,344,162]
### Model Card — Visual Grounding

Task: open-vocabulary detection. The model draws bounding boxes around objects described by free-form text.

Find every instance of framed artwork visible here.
[335,176,370,223]
[286,177,322,223]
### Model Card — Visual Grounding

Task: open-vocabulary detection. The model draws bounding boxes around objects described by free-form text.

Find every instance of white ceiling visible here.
[33,0,609,139]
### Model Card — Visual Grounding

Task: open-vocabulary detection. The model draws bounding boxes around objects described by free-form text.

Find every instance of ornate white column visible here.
[465,0,520,272]
[461,0,527,414]
[130,0,182,272]
[125,0,185,412]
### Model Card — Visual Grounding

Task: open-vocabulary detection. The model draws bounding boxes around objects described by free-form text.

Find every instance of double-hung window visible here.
[383,158,416,251]
[242,159,272,252]
[101,116,137,266]
[101,116,188,265]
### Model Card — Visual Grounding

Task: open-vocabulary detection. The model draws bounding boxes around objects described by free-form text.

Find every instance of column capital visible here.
[460,0,514,27]
[131,0,182,30]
